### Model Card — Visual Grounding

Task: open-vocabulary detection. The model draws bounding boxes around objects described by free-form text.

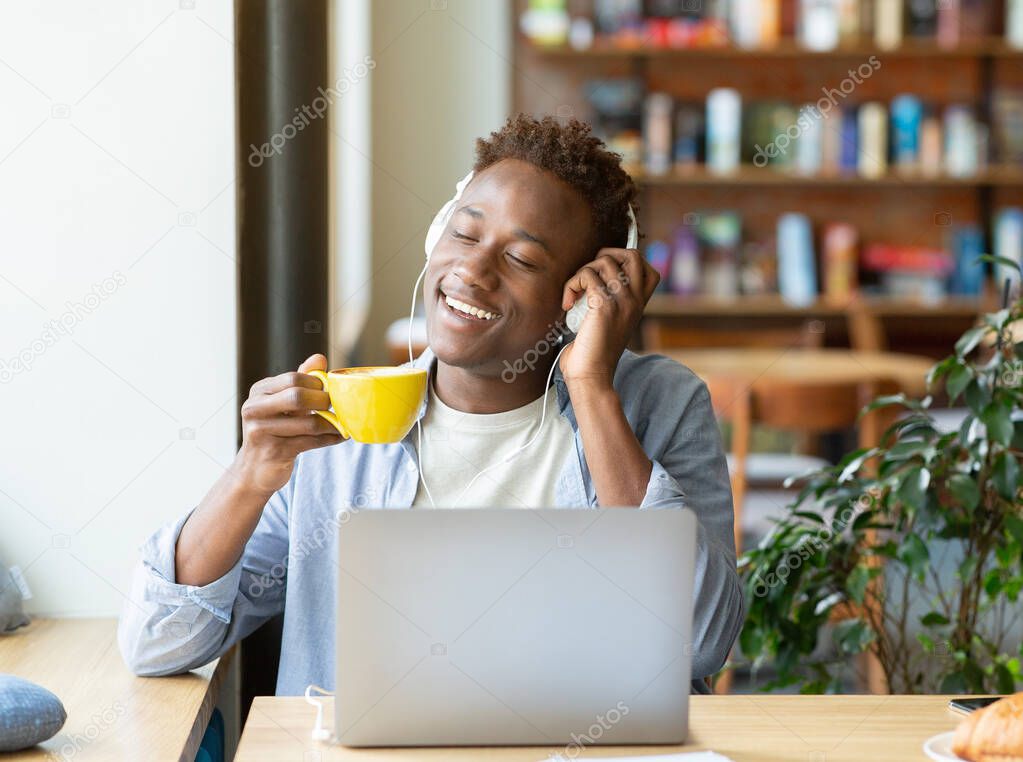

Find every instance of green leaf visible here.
[992,451,1020,501]
[846,565,871,604]
[921,611,950,627]
[887,440,930,461]
[983,402,1014,446]
[984,569,1004,596]
[834,618,875,654]
[995,664,1016,694]
[983,308,1011,331]
[959,555,978,581]
[963,660,985,692]
[861,394,918,415]
[897,467,930,509]
[739,624,764,658]
[979,253,1023,274]
[947,473,980,511]
[1006,515,1023,546]
[964,379,990,416]
[926,357,955,389]
[955,326,988,357]
[940,671,967,693]
[813,591,844,617]
[946,363,973,402]
[792,510,826,524]
[995,544,1017,567]
[898,533,930,577]
[1009,657,1022,677]
[837,448,875,482]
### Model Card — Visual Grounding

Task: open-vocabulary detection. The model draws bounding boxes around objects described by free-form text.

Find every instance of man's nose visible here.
[452,243,500,291]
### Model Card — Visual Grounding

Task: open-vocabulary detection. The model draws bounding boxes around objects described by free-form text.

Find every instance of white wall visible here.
[350,0,511,365]
[0,1,237,616]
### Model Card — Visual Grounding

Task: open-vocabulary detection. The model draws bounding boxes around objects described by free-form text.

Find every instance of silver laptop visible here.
[335,507,696,747]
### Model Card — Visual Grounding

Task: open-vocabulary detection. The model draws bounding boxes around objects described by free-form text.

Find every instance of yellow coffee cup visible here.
[307,367,428,444]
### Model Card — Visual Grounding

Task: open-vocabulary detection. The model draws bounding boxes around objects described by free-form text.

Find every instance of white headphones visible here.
[423,170,639,260]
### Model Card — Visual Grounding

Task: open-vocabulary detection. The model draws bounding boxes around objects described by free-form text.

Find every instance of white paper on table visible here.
[537,752,734,762]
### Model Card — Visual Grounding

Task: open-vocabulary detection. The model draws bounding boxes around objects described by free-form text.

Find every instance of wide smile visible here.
[439,290,502,323]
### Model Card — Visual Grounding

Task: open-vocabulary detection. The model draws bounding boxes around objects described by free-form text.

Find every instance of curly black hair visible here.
[473,114,638,255]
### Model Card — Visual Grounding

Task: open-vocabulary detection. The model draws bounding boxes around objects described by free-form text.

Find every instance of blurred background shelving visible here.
[513,0,1023,356]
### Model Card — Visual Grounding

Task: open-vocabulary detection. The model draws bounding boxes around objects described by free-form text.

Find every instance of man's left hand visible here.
[559,247,660,388]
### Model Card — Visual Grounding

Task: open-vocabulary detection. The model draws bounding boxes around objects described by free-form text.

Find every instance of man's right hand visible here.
[235,353,344,495]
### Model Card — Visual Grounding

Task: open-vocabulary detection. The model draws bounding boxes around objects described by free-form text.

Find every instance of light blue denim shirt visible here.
[118,348,742,695]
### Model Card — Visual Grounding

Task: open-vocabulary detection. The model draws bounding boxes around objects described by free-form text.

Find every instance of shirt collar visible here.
[405,346,574,427]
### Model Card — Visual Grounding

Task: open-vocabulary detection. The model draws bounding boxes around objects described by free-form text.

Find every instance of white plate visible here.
[923,731,967,762]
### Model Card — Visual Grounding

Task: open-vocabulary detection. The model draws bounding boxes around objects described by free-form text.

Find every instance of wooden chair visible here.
[642,318,824,351]
[386,316,427,365]
[707,374,898,694]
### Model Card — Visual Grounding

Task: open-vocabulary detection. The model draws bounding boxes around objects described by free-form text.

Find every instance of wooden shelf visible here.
[529,38,1023,60]
[644,293,998,318]
[633,166,1023,188]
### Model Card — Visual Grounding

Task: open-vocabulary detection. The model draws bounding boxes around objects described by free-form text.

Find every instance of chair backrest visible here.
[386,316,428,365]
[706,377,898,433]
[642,319,824,351]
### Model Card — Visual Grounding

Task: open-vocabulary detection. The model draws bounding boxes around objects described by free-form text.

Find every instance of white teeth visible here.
[444,295,499,320]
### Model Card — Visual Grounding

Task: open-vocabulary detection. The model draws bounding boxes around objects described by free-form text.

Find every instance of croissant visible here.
[952,693,1023,762]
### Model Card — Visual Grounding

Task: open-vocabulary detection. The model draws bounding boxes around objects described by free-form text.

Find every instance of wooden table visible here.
[662,348,935,398]
[235,694,966,761]
[0,618,231,761]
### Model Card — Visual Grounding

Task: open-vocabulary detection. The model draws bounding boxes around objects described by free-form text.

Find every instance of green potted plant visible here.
[739,271,1023,694]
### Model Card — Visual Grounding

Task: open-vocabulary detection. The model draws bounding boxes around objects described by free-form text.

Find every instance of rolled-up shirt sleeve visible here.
[638,377,744,688]
[117,483,291,677]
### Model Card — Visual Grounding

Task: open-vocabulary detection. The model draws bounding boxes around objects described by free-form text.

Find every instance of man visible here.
[118,114,742,694]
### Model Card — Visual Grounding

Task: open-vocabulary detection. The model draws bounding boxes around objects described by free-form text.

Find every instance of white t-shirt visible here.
[411,382,575,508]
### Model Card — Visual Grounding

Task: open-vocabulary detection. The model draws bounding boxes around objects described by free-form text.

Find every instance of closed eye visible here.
[505,251,537,270]
[451,230,476,243]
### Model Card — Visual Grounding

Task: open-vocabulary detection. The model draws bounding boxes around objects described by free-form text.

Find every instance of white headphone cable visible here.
[450,338,569,507]
[305,684,335,742]
[409,259,437,508]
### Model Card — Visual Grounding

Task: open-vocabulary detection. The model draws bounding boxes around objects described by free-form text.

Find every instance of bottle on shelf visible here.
[936,0,961,48]
[920,114,943,176]
[699,212,741,297]
[994,207,1023,295]
[673,104,703,171]
[891,94,924,171]
[799,0,841,50]
[906,0,938,38]
[944,105,979,177]
[1009,0,1023,49]
[643,92,674,176]
[645,240,672,291]
[706,88,742,175]
[794,104,825,175]
[858,102,888,178]
[777,212,818,306]
[949,224,986,296]
[822,222,859,301]
[874,0,903,49]
[669,225,701,296]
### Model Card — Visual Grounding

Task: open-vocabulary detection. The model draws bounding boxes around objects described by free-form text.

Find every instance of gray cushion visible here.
[0,564,29,633]
[0,675,66,752]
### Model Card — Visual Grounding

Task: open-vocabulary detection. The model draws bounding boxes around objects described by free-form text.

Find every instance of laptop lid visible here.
[335,507,696,747]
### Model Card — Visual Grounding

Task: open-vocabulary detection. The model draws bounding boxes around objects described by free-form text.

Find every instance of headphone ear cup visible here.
[626,205,639,249]
[424,200,453,261]
[424,170,476,262]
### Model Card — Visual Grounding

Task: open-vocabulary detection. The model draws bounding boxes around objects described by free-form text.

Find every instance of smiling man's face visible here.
[424,158,594,377]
